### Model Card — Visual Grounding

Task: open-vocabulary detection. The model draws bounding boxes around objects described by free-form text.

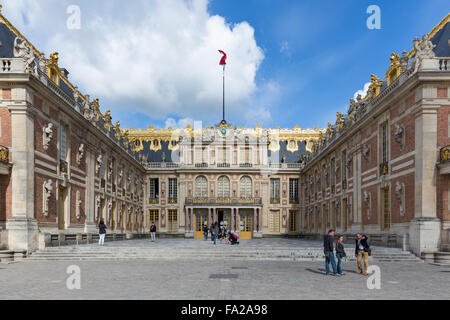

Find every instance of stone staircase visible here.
[27,245,423,263]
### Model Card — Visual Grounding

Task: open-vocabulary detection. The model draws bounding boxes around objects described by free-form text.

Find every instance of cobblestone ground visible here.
[1,240,450,300]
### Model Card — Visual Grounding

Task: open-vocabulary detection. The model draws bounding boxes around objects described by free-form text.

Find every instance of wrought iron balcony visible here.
[379,162,389,176]
[185,197,262,206]
[440,145,450,163]
[0,145,9,164]
[60,160,68,174]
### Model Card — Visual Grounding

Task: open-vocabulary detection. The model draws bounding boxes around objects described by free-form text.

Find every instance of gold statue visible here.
[327,122,334,140]
[336,112,345,131]
[365,74,383,101]
[319,131,325,147]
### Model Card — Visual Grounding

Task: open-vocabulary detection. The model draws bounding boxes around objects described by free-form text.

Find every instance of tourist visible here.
[98,220,107,246]
[323,229,338,276]
[210,222,215,243]
[211,222,219,245]
[355,233,371,276]
[229,232,239,245]
[335,235,346,275]
[150,221,157,242]
[203,224,208,240]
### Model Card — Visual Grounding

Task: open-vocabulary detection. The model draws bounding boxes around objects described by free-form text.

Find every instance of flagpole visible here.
[222,65,225,122]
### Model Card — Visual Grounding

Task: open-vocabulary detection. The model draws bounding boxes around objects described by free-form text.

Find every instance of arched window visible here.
[240,176,252,198]
[217,176,230,198]
[195,176,208,198]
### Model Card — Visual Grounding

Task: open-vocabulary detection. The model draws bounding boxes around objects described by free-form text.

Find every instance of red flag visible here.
[218,50,227,66]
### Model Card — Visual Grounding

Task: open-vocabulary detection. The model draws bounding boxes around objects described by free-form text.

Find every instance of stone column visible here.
[410,105,441,256]
[84,146,97,233]
[231,208,235,232]
[352,148,362,232]
[6,104,38,253]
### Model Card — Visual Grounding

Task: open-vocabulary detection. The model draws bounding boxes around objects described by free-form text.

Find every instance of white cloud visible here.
[164,117,195,128]
[3,0,264,124]
[280,40,290,54]
[353,82,370,100]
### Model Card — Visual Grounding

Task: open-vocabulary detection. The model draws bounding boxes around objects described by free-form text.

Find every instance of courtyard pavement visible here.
[0,239,449,300]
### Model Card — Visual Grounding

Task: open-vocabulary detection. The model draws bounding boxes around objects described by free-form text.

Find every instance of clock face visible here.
[219,127,228,137]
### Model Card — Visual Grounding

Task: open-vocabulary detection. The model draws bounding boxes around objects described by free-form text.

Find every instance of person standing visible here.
[323,229,338,276]
[150,221,157,242]
[203,224,208,241]
[212,222,219,245]
[355,233,370,276]
[335,235,346,275]
[98,220,107,246]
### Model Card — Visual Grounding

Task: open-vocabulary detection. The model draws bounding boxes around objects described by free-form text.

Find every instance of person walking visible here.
[150,221,157,242]
[98,220,107,246]
[211,222,219,245]
[323,229,338,276]
[203,224,209,241]
[335,235,346,275]
[210,222,215,243]
[355,233,370,276]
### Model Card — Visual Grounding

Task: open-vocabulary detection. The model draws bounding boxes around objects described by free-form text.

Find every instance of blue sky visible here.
[207,0,450,128]
[4,0,450,130]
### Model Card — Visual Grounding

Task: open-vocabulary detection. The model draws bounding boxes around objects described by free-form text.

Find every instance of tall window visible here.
[195,147,208,164]
[289,210,298,232]
[270,178,280,203]
[289,178,299,203]
[331,158,336,189]
[269,210,280,232]
[217,176,230,198]
[240,176,252,198]
[149,210,159,230]
[381,122,388,163]
[168,210,178,232]
[111,158,116,185]
[99,152,104,179]
[149,178,159,200]
[168,178,178,200]
[382,187,390,231]
[218,146,228,163]
[195,176,208,198]
[60,125,67,161]
[342,150,347,181]
[240,147,252,164]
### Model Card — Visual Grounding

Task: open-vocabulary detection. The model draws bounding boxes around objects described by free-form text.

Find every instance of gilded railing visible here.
[440,145,450,162]
[185,197,262,206]
[0,145,9,163]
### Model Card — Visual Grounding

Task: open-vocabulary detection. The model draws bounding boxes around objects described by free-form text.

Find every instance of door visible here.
[194,210,208,239]
[58,187,66,230]
[239,211,253,239]
[223,211,231,230]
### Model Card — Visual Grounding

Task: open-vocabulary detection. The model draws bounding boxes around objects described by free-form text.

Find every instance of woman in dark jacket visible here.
[98,220,107,246]
[335,236,346,275]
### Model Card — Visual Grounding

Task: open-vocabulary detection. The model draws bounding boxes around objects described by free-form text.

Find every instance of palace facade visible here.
[0,5,449,261]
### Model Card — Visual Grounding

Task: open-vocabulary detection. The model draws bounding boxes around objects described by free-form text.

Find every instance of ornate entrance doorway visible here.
[194,210,208,239]
[239,210,253,239]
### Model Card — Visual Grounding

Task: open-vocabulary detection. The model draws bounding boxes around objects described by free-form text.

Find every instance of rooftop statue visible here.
[13,37,38,75]
[413,34,436,73]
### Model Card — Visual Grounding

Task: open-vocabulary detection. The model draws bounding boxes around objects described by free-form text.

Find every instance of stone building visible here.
[0,6,320,253]
[0,5,448,262]
[299,14,450,260]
